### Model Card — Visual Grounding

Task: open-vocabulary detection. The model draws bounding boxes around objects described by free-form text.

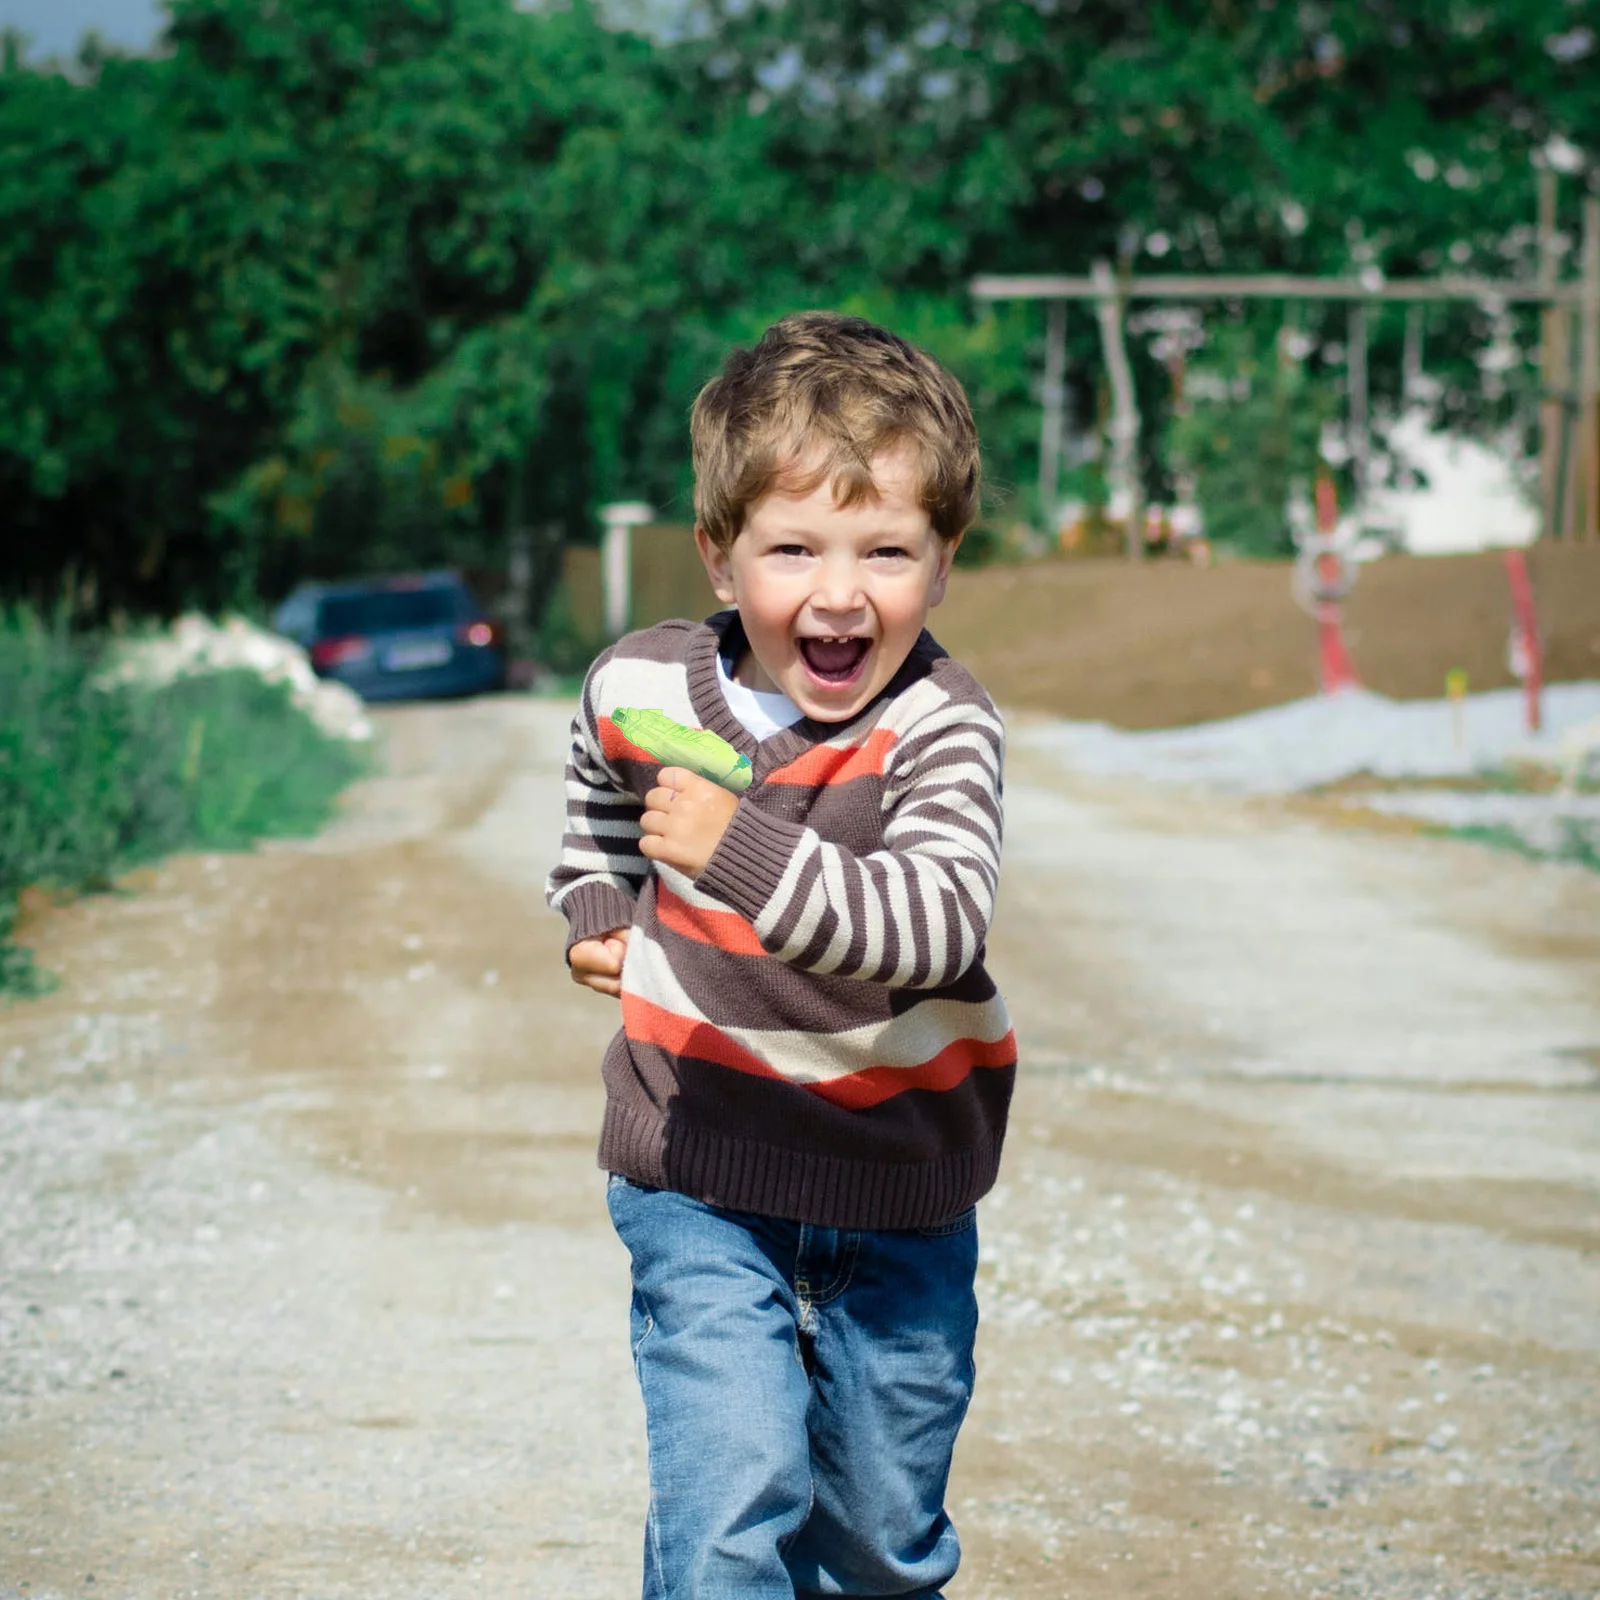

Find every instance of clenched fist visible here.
[639,766,740,879]
[569,927,630,998]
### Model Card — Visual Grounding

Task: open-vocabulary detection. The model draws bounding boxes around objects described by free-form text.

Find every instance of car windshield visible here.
[317,586,465,635]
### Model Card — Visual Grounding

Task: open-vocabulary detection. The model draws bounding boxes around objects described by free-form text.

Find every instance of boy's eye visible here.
[772,544,810,558]
[871,546,909,560]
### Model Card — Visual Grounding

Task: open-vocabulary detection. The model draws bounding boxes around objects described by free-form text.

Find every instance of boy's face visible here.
[696,442,961,724]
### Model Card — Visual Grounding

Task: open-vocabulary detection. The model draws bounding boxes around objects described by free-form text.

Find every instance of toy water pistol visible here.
[612,707,754,794]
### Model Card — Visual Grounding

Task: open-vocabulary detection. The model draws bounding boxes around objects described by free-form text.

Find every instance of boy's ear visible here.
[696,526,737,605]
[928,532,963,608]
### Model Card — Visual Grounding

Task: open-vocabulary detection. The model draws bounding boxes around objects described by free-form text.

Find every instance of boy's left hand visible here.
[640,767,740,878]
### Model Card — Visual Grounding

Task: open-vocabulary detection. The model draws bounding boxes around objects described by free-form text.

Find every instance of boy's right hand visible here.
[568,927,630,998]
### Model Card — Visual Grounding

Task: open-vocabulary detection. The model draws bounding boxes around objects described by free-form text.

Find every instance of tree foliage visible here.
[1168,325,1332,556]
[1,0,1594,609]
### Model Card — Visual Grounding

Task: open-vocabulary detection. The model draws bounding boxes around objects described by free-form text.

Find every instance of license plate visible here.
[384,640,451,671]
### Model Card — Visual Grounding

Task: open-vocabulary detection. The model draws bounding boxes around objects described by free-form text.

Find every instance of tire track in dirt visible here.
[4,697,1598,1598]
[957,757,1600,1599]
[0,700,644,1597]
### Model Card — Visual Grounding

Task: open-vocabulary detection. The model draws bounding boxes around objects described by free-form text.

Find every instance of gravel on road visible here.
[3,696,1597,1599]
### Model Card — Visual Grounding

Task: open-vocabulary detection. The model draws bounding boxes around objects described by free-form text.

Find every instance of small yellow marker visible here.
[1445,668,1468,752]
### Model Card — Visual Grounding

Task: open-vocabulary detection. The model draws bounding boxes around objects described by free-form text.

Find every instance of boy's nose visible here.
[814,560,866,616]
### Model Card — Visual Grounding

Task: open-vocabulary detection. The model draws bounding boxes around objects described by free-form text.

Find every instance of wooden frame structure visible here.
[972,181,1600,558]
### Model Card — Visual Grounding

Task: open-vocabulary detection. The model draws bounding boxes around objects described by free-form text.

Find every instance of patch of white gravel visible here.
[1351,788,1600,849]
[1013,682,1600,794]
[101,613,372,742]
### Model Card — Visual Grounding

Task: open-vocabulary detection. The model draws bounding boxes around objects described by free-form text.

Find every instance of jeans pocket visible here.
[915,1205,978,1238]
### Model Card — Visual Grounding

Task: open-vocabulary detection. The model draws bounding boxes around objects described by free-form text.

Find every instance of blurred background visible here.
[1,0,1597,686]
[4,12,1600,1589]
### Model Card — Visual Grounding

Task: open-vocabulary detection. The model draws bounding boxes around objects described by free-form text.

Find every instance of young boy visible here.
[546,311,1016,1599]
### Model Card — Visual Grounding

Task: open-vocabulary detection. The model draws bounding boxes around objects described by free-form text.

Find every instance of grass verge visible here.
[1430,820,1600,874]
[1,608,367,995]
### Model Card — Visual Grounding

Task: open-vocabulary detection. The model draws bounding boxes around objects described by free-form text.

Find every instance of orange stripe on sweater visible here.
[764,725,897,788]
[621,996,786,1086]
[621,995,1016,1110]
[656,884,767,957]
[818,1032,1017,1110]
[598,717,659,770]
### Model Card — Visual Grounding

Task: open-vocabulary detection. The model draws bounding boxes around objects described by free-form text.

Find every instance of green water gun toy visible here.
[612,707,754,794]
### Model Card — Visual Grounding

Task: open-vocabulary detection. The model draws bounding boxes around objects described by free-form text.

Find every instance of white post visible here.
[1093,259,1143,560]
[1039,301,1067,531]
[602,523,629,638]
[599,501,654,638]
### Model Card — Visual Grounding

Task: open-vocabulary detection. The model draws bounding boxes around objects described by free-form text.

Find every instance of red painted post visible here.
[1504,550,1543,735]
[1316,601,1361,694]
[1315,470,1339,536]
[1310,469,1360,694]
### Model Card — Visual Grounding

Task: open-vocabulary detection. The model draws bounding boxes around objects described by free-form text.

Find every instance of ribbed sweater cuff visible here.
[558,882,637,959]
[697,803,810,925]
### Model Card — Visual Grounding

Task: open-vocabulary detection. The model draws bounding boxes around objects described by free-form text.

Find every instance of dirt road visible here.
[3,696,1597,1599]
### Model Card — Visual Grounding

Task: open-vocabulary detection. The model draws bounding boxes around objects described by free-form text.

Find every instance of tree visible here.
[1,0,1593,611]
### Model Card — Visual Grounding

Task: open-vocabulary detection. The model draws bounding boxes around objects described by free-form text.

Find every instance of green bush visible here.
[1167,327,1334,558]
[953,524,1003,569]
[528,581,607,683]
[0,608,367,995]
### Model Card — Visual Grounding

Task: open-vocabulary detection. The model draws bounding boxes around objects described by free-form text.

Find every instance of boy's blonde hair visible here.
[690,311,980,551]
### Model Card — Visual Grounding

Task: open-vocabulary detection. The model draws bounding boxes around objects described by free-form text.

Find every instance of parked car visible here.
[271,571,508,702]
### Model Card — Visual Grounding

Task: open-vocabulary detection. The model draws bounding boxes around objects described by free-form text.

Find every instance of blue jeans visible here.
[605,1175,980,1600]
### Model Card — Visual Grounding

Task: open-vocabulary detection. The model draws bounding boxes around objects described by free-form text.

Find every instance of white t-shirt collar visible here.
[716,650,805,742]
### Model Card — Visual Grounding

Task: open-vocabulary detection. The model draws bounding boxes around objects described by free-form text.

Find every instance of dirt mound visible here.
[934,543,1600,729]
[564,532,1600,732]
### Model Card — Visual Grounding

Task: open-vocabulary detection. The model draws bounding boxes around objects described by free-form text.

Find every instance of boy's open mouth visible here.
[797,635,871,685]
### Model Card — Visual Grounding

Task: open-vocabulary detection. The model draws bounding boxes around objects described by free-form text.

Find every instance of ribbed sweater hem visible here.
[597,1099,1004,1231]
[696,805,810,926]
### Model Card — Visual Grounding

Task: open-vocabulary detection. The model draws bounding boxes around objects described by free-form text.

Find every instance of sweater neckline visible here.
[685,609,943,777]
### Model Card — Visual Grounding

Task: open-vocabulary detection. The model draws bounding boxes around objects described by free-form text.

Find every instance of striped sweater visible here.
[546,609,1016,1230]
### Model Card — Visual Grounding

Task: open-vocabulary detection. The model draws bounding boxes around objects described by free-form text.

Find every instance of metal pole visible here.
[1347,303,1369,512]
[1581,196,1600,541]
[1402,304,1425,404]
[972,271,1584,305]
[1038,301,1067,534]
[506,525,532,662]
[1537,169,1563,540]
[1400,305,1424,490]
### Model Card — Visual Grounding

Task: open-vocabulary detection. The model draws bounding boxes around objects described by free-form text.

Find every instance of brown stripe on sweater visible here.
[904,872,935,989]
[609,1038,1013,1165]
[762,845,825,952]
[794,871,841,970]
[645,929,898,1032]
[840,855,872,974]
[599,1075,1010,1230]
[644,919,999,1032]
